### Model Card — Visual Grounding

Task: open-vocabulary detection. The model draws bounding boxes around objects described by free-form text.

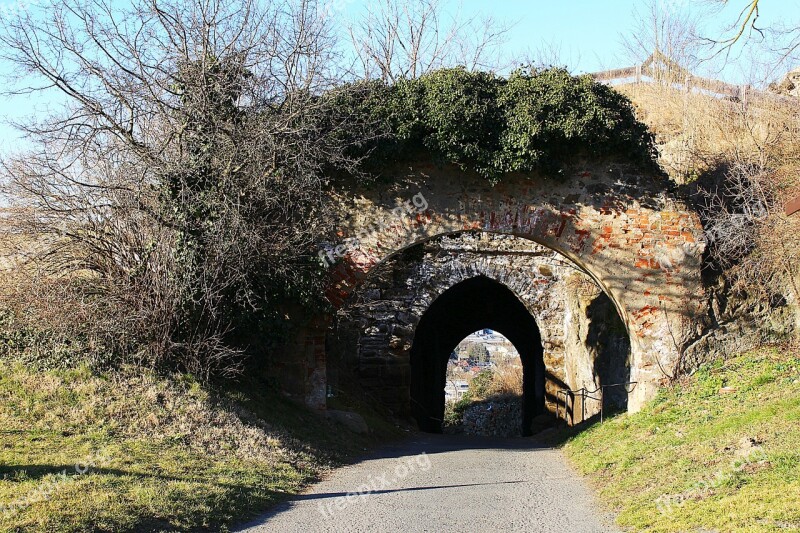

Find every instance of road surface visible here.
[236,434,620,533]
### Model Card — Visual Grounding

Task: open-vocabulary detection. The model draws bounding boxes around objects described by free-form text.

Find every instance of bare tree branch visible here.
[346,0,512,82]
[0,0,366,377]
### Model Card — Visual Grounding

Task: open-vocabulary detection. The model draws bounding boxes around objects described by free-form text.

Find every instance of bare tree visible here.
[699,0,800,76]
[622,0,702,77]
[346,0,511,82]
[0,0,364,376]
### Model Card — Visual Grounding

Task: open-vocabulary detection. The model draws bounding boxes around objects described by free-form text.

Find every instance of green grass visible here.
[563,348,800,532]
[0,363,401,532]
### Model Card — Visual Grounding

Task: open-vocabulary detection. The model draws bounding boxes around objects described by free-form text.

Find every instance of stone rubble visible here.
[462,397,524,438]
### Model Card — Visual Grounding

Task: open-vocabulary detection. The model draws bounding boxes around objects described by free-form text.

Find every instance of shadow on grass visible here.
[0,463,83,481]
[532,410,628,448]
[0,463,303,532]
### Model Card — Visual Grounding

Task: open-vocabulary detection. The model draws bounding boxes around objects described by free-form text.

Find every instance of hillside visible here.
[563,347,800,532]
[0,364,401,531]
[3,73,800,533]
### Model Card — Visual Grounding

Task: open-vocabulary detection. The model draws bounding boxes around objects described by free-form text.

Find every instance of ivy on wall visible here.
[335,67,657,182]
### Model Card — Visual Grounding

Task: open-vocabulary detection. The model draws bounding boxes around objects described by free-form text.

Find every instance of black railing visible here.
[555,382,638,425]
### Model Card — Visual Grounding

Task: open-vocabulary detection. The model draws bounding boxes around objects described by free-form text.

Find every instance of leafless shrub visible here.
[700,157,800,327]
[0,0,364,377]
[703,160,773,270]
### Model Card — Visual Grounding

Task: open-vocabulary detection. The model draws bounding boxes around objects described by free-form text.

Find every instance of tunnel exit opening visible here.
[410,276,545,434]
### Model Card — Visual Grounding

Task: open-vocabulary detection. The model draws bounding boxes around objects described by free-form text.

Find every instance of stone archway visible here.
[328,232,632,427]
[409,275,545,433]
[324,163,706,410]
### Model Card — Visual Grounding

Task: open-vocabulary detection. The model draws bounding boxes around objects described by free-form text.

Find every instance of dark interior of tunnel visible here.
[409,276,545,434]
[587,292,631,413]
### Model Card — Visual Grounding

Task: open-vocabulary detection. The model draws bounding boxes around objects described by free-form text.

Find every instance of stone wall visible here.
[681,277,797,372]
[253,311,328,410]
[329,232,631,422]
[325,163,707,410]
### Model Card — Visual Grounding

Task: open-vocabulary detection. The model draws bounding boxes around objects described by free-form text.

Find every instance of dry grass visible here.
[619,83,800,187]
[1,367,288,461]
[0,363,399,532]
[488,358,523,397]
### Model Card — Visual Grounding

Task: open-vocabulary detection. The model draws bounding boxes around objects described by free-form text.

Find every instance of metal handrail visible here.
[556,382,638,425]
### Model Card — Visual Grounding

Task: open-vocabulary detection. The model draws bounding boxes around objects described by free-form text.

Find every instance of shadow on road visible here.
[366,414,607,461]
[290,479,533,501]
[234,424,622,533]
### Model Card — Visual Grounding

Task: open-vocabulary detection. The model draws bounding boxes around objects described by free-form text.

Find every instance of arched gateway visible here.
[315,162,706,418]
[410,276,545,433]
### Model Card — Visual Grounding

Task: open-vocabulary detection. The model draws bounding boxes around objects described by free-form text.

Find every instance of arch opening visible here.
[328,232,636,431]
[587,291,632,414]
[410,276,545,434]
[446,330,522,402]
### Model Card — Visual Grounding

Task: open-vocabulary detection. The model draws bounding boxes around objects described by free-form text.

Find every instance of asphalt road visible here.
[236,434,620,533]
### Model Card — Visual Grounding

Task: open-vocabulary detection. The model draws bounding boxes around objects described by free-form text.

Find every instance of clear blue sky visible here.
[1,0,798,151]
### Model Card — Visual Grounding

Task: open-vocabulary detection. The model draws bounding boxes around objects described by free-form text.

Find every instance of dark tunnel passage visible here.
[587,291,632,414]
[410,276,545,434]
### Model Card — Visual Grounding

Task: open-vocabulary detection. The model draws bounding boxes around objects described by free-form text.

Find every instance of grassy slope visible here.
[563,348,800,532]
[0,364,402,532]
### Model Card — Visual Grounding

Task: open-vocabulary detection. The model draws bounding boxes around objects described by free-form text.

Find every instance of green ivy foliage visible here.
[340,67,657,182]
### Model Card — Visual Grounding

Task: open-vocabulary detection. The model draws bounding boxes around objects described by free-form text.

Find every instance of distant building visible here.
[444,380,469,402]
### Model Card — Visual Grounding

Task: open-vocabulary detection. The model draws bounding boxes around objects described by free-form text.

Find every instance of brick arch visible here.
[324,163,707,410]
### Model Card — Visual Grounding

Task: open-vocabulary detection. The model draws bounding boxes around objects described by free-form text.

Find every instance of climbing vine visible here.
[337,67,657,182]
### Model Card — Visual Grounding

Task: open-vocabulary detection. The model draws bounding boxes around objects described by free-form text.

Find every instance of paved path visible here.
[236,434,620,533]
